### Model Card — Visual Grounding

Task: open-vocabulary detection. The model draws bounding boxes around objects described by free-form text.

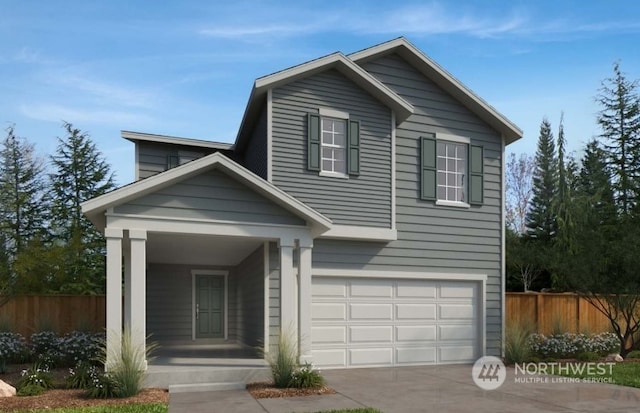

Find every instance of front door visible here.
[195,274,225,338]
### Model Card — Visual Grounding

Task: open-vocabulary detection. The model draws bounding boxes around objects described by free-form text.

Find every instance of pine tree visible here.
[526,118,558,242]
[49,122,116,294]
[596,61,640,214]
[576,140,616,224]
[0,126,47,260]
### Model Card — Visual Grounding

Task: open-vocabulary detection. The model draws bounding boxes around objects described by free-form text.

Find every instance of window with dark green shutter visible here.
[420,134,484,206]
[307,111,360,177]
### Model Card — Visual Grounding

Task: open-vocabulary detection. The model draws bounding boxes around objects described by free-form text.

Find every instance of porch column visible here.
[123,234,131,332]
[279,238,296,343]
[298,239,313,363]
[105,227,123,369]
[128,229,147,368]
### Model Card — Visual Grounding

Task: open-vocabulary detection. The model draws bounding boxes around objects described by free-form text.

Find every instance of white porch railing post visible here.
[105,227,123,370]
[279,238,297,346]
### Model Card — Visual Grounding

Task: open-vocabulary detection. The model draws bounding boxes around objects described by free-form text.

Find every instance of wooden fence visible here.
[506,292,612,334]
[0,295,105,338]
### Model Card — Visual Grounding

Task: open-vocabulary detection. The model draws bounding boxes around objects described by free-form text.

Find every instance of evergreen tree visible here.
[0,126,47,260]
[525,118,558,242]
[596,62,640,214]
[49,122,116,294]
[576,140,617,225]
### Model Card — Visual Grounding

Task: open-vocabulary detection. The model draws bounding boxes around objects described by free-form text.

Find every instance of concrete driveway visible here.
[169,365,640,413]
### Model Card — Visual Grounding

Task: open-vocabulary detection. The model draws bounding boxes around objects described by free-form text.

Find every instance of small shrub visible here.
[86,371,120,399]
[290,362,325,388]
[528,332,619,358]
[66,361,100,389]
[504,322,532,364]
[576,351,601,361]
[16,363,54,392]
[60,331,105,366]
[17,383,46,397]
[626,350,640,359]
[30,331,63,367]
[265,331,298,388]
[0,332,28,372]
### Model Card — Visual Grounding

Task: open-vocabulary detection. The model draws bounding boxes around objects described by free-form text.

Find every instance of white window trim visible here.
[318,108,349,178]
[436,133,470,205]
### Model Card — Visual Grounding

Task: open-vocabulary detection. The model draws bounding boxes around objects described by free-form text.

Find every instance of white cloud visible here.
[19,103,155,126]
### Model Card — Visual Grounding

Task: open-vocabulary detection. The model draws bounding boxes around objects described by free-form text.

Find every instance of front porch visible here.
[145,342,271,391]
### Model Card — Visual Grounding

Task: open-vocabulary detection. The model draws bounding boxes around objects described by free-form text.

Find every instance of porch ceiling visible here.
[146,233,264,266]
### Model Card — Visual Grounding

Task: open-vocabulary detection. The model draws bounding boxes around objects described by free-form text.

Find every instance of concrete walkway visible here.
[169,365,640,413]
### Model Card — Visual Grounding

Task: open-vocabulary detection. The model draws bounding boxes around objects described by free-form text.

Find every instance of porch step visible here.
[169,381,246,393]
[145,366,271,389]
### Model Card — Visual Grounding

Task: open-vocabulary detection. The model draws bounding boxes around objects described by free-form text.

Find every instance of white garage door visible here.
[311,277,481,368]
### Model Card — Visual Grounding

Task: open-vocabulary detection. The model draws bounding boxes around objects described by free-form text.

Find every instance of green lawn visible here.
[557,362,640,388]
[9,404,167,413]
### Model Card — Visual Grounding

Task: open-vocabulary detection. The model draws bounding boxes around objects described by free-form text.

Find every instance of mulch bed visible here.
[246,381,336,399]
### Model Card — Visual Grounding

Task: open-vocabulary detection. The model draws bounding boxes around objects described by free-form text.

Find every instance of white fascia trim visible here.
[320,225,397,241]
[191,269,229,341]
[82,152,332,232]
[122,130,234,150]
[254,53,413,122]
[391,111,396,230]
[349,38,522,144]
[312,269,487,282]
[319,108,349,119]
[437,133,470,144]
[106,213,314,241]
[267,89,273,182]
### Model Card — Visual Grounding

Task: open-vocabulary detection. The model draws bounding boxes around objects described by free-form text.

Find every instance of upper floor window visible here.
[437,141,467,203]
[307,109,360,177]
[321,117,347,176]
[420,133,484,207]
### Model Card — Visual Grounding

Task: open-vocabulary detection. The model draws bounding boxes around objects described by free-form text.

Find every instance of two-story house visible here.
[82,37,522,370]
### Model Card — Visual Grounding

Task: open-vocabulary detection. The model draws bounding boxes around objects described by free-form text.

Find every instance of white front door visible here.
[311,277,480,368]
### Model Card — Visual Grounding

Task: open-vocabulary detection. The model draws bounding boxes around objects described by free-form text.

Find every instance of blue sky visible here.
[1,1,639,184]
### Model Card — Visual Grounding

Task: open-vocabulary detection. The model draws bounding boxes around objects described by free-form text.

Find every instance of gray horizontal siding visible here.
[146,264,235,342]
[271,69,392,228]
[310,53,504,357]
[114,169,306,226]
[242,106,268,179]
[268,242,280,348]
[234,245,264,348]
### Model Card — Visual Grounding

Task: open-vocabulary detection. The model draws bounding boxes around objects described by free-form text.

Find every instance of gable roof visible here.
[81,152,332,233]
[235,52,415,151]
[122,130,234,151]
[350,37,523,144]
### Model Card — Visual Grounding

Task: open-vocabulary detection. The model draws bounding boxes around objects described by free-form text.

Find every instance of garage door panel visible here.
[350,326,393,343]
[439,324,476,340]
[396,303,436,319]
[396,325,436,342]
[350,281,393,298]
[312,349,347,367]
[397,281,436,298]
[313,279,347,297]
[313,303,346,320]
[350,348,393,366]
[350,303,393,320]
[312,326,346,344]
[439,346,476,363]
[439,304,474,320]
[440,282,476,298]
[312,277,481,368]
[396,347,436,364]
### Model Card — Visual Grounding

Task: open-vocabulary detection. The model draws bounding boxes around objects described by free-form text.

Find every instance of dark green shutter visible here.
[469,145,484,205]
[348,120,360,176]
[420,136,437,200]
[307,113,321,171]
